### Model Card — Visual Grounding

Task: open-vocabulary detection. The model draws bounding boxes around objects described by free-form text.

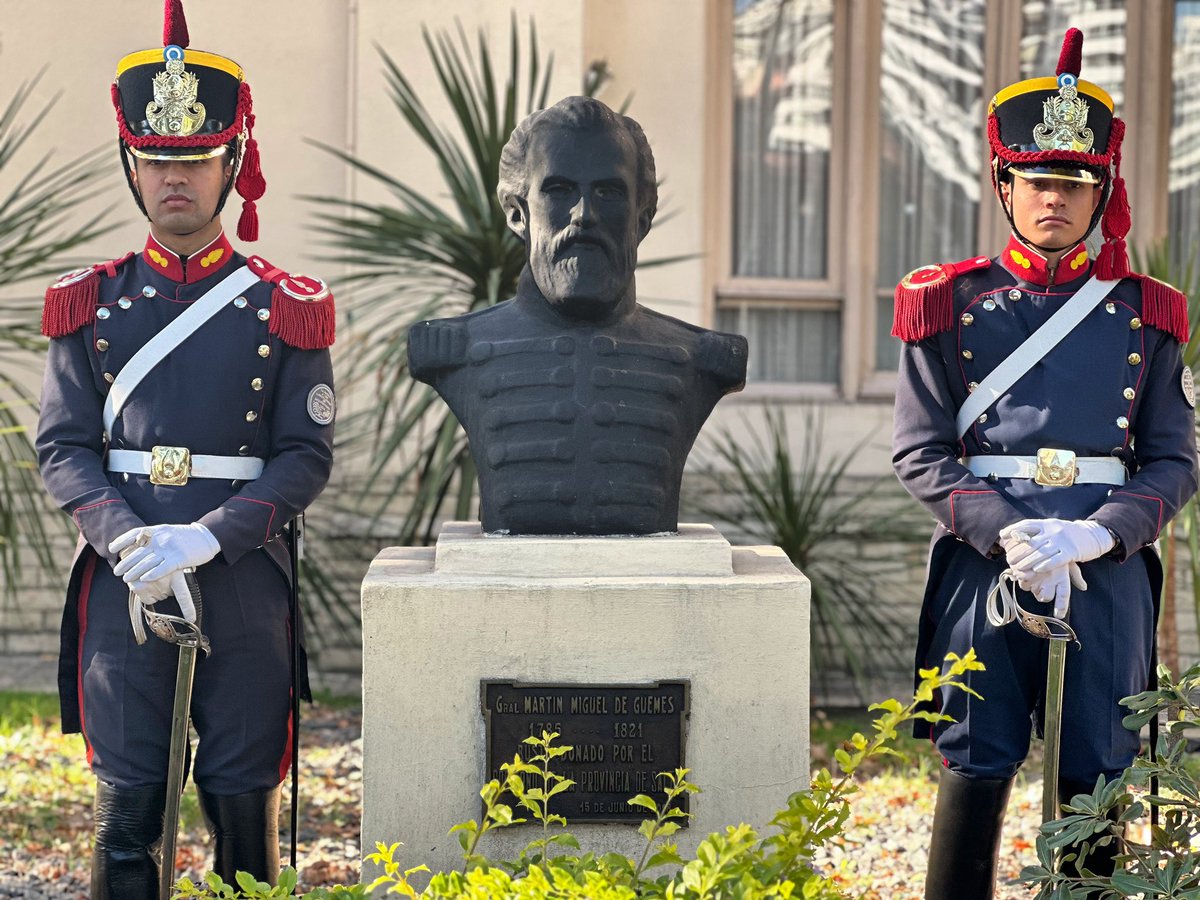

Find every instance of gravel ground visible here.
[0,706,1074,899]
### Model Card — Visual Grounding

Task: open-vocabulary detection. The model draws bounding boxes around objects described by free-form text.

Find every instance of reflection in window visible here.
[875,0,985,373]
[1169,2,1200,274]
[732,0,833,280]
[1020,0,1126,110]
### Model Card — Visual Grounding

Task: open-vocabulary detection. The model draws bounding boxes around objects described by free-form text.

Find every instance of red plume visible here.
[1057,28,1083,77]
[163,0,190,48]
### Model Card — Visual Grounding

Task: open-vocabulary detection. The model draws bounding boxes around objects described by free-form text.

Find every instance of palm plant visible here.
[1130,240,1200,677]
[687,408,929,702]
[0,76,115,596]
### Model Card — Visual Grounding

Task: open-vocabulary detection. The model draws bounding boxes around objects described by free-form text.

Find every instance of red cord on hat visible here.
[235,90,266,242]
[163,0,189,48]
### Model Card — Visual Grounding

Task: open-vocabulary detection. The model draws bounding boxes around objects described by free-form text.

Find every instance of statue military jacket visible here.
[36,231,335,731]
[892,235,1198,563]
[409,278,748,535]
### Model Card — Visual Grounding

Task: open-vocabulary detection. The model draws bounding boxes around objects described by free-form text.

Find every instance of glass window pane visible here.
[875,0,986,370]
[716,306,840,383]
[1169,2,1200,274]
[732,0,833,280]
[1020,0,1126,110]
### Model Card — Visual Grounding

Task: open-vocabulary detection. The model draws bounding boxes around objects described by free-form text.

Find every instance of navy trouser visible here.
[75,550,292,794]
[922,542,1152,783]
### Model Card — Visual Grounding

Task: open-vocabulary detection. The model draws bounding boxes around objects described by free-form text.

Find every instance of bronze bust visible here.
[409,96,748,535]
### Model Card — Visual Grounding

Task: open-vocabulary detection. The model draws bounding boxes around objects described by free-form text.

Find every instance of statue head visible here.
[498,96,658,320]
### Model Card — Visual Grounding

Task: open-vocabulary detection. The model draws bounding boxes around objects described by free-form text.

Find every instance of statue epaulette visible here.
[246,255,336,350]
[1133,274,1190,344]
[891,256,992,343]
[41,252,135,338]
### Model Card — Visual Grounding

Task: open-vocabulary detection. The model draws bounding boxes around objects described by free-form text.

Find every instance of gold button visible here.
[118,298,132,310]
[234,297,248,309]
[1123,387,1136,400]
[968,381,978,392]
[245,411,258,423]
[962,350,974,360]
[103,372,114,384]
[251,378,264,391]
[258,344,270,358]
[238,445,251,455]
[1105,303,1116,314]
[257,309,271,321]
[977,413,988,424]
[142,286,156,298]
[1128,353,1142,365]
[1130,317,1142,330]
[961,313,974,326]
[1008,289,1021,301]
[96,308,110,320]
[96,339,109,351]
[982,299,996,311]
[1117,416,1129,428]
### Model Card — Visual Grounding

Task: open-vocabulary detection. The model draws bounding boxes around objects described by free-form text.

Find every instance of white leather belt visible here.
[107,448,265,484]
[962,454,1126,486]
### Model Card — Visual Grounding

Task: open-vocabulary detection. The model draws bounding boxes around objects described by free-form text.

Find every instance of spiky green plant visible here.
[688,407,929,701]
[0,75,116,596]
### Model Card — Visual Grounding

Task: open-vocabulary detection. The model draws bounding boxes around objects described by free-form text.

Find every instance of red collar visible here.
[142,231,234,283]
[999,234,1090,286]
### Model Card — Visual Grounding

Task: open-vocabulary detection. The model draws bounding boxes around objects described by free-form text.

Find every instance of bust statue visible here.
[408,96,748,535]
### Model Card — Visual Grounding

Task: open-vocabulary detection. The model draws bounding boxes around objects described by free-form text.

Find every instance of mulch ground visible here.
[0,704,1059,898]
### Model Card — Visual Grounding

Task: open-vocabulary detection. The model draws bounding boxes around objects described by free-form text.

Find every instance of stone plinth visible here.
[360,522,810,879]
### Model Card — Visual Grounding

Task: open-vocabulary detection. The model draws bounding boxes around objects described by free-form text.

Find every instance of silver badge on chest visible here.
[307,383,336,425]
[1183,366,1196,408]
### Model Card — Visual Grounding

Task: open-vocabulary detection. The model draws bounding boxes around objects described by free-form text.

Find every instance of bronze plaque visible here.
[482,680,689,824]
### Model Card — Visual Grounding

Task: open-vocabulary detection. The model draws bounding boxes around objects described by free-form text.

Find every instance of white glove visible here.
[1019,561,1087,618]
[999,518,1114,577]
[110,523,220,589]
[132,570,197,624]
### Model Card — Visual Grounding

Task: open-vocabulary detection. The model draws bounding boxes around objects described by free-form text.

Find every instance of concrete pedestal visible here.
[360,522,810,878]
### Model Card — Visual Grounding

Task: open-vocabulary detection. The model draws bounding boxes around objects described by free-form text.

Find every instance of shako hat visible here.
[111,0,266,240]
[987,27,1130,278]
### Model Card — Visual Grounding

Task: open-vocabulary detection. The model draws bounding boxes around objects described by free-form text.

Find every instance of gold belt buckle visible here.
[1034,448,1076,487]
[150,445,191,486]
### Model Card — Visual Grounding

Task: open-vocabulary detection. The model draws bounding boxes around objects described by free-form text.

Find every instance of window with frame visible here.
[713,0,1160,397]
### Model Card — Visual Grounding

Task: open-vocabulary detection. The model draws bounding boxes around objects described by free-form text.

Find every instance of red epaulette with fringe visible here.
[41,253,134,338]
[891,256,992,342]
[1134,275,1190,344]
[246,255,336,350]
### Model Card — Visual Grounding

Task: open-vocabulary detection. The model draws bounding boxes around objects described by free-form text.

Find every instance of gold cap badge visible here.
[146,46,206,137]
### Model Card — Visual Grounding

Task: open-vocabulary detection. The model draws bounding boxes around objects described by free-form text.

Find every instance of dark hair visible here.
[497,96,658,229]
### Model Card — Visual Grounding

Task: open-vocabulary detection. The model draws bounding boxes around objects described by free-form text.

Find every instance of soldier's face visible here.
[1002,175,1101,252]
[521,125,643,318]
[132,154,233,237]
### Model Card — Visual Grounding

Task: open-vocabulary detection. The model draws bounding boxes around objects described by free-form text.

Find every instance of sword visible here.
[1042,625,1069,823]
[122,545,210,900]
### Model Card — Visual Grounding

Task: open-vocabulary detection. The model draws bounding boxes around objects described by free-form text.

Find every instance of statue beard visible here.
[531,226,637,319]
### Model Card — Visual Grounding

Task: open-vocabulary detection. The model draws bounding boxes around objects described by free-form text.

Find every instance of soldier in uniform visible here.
[409,96,747,536]
[35,1,335,895]
[891,29,1196,898]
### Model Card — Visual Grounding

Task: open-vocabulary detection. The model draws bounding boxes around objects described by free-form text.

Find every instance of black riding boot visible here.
[1057,779,1124,888]
[199,785,282,886]
[924,767,1014,900]
[91,781,166,900]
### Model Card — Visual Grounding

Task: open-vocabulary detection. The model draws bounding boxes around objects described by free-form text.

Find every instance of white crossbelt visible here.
[961,454,1126,485]
[954,275,1117,439]
[106,449,265,481]
[102,265,261,436]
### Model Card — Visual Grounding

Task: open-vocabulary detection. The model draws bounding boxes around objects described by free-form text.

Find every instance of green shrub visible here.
[172,651,984,899]
[1023,661,1200,898]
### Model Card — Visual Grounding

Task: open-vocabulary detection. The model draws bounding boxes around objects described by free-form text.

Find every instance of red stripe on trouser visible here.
[76,554,98,768]
[277,616,294,783]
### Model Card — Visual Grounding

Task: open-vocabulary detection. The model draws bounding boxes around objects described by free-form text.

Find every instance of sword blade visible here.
[1042,639,1068,823]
